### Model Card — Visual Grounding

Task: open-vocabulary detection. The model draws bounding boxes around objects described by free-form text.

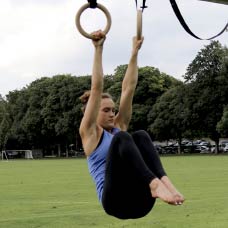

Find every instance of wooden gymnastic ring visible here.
[137,10,142,40]
[75,3,112,39]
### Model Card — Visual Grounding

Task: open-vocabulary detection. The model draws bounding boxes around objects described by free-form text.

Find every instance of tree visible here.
[217,106,228,137]
[0,95,11,150]
[184,41,228,152]
[148,85,188,153]
[6,89,30,149]
[184,41,227,82]
[5,75,89,154]
[3,64,181,155]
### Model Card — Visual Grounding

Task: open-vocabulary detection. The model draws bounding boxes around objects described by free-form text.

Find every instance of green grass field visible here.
[1,155,228,228]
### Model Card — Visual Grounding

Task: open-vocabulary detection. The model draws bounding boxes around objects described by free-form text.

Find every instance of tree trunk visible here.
[215,140,219,154]
[57,144,61,157]
[178,138,182,154]
[66,144,68,158]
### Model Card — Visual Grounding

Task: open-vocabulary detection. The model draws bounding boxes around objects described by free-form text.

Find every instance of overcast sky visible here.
[0,0,227,97]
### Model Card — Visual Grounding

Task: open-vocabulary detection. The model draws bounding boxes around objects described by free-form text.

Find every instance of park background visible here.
[1,1,228,227]
[1,40,228,157]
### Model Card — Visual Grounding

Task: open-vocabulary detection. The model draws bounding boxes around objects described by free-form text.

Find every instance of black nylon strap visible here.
[141,0,147,10]
[135,0,148,11]
[170,0,228,40]
[88,0,97,8]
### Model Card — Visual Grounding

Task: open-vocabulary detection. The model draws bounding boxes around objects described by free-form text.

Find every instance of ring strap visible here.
[88,0,97,8]
[170,0,228,40]
[135,0,148,11]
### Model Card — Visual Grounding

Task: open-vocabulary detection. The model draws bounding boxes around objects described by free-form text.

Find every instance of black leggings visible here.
[102,130,167,219]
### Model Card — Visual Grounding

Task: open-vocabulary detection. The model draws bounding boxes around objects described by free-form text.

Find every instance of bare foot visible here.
[160,176,185,205]
[149,178,179,205]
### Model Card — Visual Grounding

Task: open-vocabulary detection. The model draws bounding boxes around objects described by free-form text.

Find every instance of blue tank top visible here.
[87,128,120,203]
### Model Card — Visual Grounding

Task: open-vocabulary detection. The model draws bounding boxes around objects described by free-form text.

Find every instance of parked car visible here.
[211,145,225,153]
[183,145,201,153]
[154,145,166,154]
[193,140,202,145]
[223,144,228,152]
[161,145,178,154]
[199,141,211,147]
[199,146,211,153]
[185,142,194,146]
[220,141,228,148]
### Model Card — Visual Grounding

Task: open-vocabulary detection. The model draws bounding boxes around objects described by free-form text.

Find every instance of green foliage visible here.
[183,41,228,143]
[147,41,228,146]
[131,66,181,132]
[5,75,91,152]
[2,66,179,154]
[184,41,227,83]
[148,85,187,141]
[108,65,181,132]
[106,65,127,102]
[217,106,228,137]
[129,104,151,132]
[0,95,10,150]
[135,66,181,105]
[2,40,228,153]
